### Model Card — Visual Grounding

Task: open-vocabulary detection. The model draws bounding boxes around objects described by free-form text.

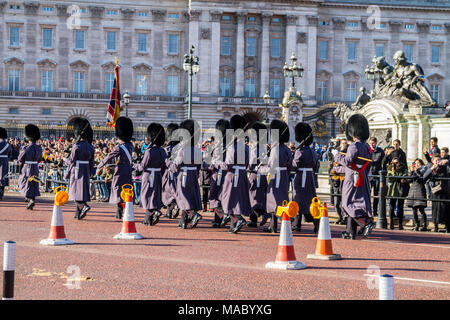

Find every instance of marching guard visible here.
[219,115,251,233]
[135,123,167,226]
[0,127,12,201]
[97,117,134,219]
[264,120,292,233]
[291,122,320,233]
[208,119,230,228]
[161,123,180,219]
[18,124,42,210]
[247,121,269,228]
[65,118,95,220]
[168,119,203,229]
[333,114,375,239]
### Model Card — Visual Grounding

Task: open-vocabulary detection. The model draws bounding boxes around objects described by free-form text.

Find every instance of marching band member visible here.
[208,119,230,228]
[333,114,375,239]
[162,123,180,219]
[18,124,42,210]
[135,123,167,226]
[168,119,203,229]
[264,119,292,233]
[97,117,134,219]
[219,115,251,234]
[247,121,269,228]
[291,122,320,233]
[0,127,12,201]
[65,118,95,220]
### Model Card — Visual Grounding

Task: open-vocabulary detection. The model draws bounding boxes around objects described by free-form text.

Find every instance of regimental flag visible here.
[106,58,121,127]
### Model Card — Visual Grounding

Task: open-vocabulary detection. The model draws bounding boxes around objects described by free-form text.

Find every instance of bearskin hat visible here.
[346,113,370,142]
[249,121,267,141]
[295,122,313,147]
[270,119,289,144]
[147,123,165,147]
[166,123,179,143]
[115,117,133,142]
[24,124,40,142]
[180,119,199,145]
[230,115,247,131]
[72,117,92,141]
[0,127,7,139]
[85,125,94,144]
[215,119,230,136]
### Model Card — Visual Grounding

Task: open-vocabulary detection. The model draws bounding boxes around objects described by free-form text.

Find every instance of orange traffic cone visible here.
[40,203,74,246]
[265,201,306,270]
[114,186,143,240]
[307,203,342,260]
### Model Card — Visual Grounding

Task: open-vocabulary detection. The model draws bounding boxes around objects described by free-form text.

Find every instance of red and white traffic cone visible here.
[307,203,342,260]
[114,193,143,240]
[40,204,74,246]
[265,211,306,270]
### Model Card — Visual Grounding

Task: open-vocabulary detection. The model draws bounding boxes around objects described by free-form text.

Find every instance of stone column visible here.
[445,23,450,100]
[284,15,298,91]
[56,4,70,91]
[210,10,222,96]
[120,8,135,91]
[305,15,318,101]
[151,9,166,95]
[188,9,201,94]
[417,22,430,69]
[88,6,105,92]
[331,17,346,100]
[0,2,7,86]
[259,12,272,97]
[24,1,40,90]
[234,11,246,97]
[404,114,420,164]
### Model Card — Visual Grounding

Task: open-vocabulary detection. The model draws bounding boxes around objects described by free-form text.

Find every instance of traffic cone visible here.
[265,210,306,270]
[307,203,342,260]
[40,204,74,246]
[114,192,143,240]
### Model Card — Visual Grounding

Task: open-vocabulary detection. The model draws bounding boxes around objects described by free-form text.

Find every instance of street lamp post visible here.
[283,52,304,89]
[122,90,130,118]
[263,90,271,124]
[183,45,200,119]
[365,56,382,90]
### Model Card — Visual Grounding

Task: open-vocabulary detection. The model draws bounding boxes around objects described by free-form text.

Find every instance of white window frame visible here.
[41,70,53,92]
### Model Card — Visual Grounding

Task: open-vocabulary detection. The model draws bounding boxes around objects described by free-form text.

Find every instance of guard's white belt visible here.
[25,161,38,165]
[181,166,197,188]
[256,172,267,188]
[146,168,161,188]
[0,155,7,158]
[232,166,246,188]
[275,167,287,188]
[298,168,313,188]
[75,160,89,179]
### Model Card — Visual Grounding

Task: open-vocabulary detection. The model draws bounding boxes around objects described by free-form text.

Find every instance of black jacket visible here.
[370,146,385,176]
[382,148,407,170]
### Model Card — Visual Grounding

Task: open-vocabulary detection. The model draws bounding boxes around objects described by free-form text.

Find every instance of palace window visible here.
[347,21,358,28]
[404,24,415,30]
[317,81,328,102]
[42,6,54,12]
[221,36,231,55]
[430,84,440,104]
[345,81,357,102]
[319,41,328,60]
[271,38,281,58]
[74,71,85,93]
[105,73,114,93]
[9,27,20,47]
[41,71,53,92]
[138,33,148,52]
[246,37,257,57]
[220,77,231,97]
[431,25,442,31]
[42,108,52,115]
[136,75,148,95]
[270,79,281,99]
[347,42,357,62]
[404,44,413,62]
[167,75,178,96]
[9,107,19,114]
[106,10,118,16]
[42,28,53,48]
[431,46,440,64]
[106,31,117,51]
[8,70,20,91]
[138,11,148,17]
[75,30,85,50]
[168,34,179,54]
[168,13,179,19]
[244,77,256,97]
[375,43,385,57]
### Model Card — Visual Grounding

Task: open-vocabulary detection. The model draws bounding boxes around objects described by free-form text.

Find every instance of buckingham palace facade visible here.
[0,0,449,130]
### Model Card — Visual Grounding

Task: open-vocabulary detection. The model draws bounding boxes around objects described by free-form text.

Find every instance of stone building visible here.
[0,0,449,136]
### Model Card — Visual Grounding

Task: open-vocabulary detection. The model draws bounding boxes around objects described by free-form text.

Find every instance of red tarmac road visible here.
[0,195,449,300]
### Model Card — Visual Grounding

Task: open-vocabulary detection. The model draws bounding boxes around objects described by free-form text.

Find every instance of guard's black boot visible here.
[231,216,246,234]
[172,205,180,219]
[178,211,188,229]
[163,204,173,218]
[26,199,35,210]
[152,210,162,226]
[259,212,270,227]
[142,210,153,226]
[79,204,90,220]
[190,211,202,229]
[116,205,123,220]
[220,214,231,228]
[341,231,355,240]
[74,206,81,219]
[362,222,376,238]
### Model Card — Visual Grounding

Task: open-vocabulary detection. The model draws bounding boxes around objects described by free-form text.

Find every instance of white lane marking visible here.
[363,239,450,249]
[365,274,450,286]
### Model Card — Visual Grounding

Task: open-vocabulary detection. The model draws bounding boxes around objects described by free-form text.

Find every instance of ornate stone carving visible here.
[89,6,104,18]
[4,57,25,65]
[416,22,430,34]
[306,15,318,27]
[297,32,307,44]
[279,88,303,123]
[151,9,167,22]
[236,11,247,23]
[286,15,298,26]
[352,87,371,108]
[37,58,57,68]
[210,10,222,22]
[445,23,450,34]
[313,117,328,137]
[70,59,90,69]
[201,28,211,40]
[332,17,346,30]
[120,8,136,20]
[0,2,6,13]
[261,12,272,24]
[333,102,357,132]
[55,3,68,17]
[188,9,202,21]
[24,1,40,15]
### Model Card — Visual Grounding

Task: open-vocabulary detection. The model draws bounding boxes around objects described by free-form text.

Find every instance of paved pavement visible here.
[0,194,449,300]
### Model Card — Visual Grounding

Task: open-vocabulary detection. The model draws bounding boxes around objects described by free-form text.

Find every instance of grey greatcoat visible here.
[0,140,12,187]
[18,143,42,198]
[208,144,227,209]
[218,141,252,216]
[291,146,320,216]
[266,144,293,214]
[97,142,134,204]
[161,143,178,206]
[334,140,373,218]
[135,146,167,210]
[167,145,202,211]
[65,140,95,202]
[248,144,268,212]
